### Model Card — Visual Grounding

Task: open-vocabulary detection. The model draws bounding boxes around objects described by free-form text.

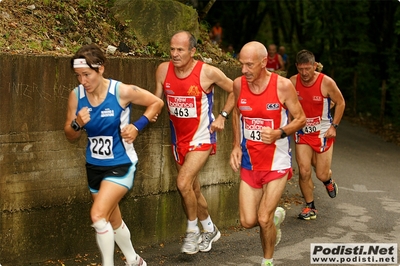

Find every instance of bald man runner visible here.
[230,41,306,266]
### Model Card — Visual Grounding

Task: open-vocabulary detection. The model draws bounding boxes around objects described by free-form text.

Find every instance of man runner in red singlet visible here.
[154,31,235,255]
[290,49,345,220]
[266,44,285,72]
[230,41,306,266]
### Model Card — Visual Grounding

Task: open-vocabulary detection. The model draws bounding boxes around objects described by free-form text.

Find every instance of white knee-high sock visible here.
[114,221,138,264]
[92,218,115,266]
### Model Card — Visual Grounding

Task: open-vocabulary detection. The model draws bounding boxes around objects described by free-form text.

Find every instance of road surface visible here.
[31,119,400,266]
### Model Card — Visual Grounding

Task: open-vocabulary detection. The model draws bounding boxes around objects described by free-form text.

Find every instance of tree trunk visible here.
[380,80,387,125]
[199,0,216,20]
[353,71,358,116]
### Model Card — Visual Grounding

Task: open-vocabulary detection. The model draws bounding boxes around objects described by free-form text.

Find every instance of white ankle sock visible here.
[92,218,115,266]
[114,221,138,264]
[187,218,199,233]
[200,216,214,232]
[262,258,274,265]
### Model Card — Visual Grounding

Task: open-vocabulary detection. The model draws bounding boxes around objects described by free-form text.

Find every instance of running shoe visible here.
[262,261,274,266]
[125,255,147,266]
[199,225,221,252]
[325,179,338,198]
[298,206,317,220]
[181,231,201,254]
[274,207,286,246]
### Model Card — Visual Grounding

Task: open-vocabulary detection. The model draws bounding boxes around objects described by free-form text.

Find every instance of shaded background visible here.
[191,0,400,128]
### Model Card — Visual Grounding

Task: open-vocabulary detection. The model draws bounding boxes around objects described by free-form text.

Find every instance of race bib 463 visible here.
[167,95,197,118]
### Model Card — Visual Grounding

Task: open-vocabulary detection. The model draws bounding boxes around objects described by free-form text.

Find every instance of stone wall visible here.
[0,54,241,264]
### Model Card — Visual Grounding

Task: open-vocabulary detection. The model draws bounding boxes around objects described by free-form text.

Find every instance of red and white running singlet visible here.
[266,54,281,71]
[237,73,291,171]
[294,73,334,152]
[163,61,216,148]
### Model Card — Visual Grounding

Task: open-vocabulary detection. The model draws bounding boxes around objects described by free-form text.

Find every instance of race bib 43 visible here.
[243,117,274,142]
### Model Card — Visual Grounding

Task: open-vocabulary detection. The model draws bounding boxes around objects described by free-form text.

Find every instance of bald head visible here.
[238,41,269,81]
[240,41,268,61]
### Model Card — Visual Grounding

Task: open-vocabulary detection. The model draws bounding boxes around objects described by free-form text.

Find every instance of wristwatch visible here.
[70,119,81,131]
[220,111,229,120]
[279,128,287,139]
[331,123,339,129]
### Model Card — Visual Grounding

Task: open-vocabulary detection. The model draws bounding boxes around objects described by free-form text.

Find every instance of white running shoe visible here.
[199,225,221,252]
[125,255,147,266]
[181,231,201,254]
[274,207,286,246]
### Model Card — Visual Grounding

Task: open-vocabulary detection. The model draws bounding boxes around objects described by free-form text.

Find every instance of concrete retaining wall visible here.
[0,53,241,264]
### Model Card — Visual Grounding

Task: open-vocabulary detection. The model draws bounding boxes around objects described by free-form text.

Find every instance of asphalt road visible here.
[32,119,400,266]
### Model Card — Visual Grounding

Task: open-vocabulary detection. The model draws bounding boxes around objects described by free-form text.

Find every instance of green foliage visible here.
[0,36,6,47]
[0,0,131,55]
[161,51,169,58]
[28,40,41,51]
[387,3,400,125]
[396,20,400,35]
[41,40,53,51]
[386,46,400,125]
[78,0,93,8]
[203,0,400,127]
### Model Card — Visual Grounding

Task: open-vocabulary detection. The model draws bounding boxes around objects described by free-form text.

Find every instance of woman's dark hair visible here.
[70,43,106,72]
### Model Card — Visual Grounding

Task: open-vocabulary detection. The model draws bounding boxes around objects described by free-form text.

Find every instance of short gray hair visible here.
[296,49,315,64]
[172,30,197,50]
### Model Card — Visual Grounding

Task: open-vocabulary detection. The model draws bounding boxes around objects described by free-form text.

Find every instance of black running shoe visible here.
[298,207,317,220]
[325,180,338,198]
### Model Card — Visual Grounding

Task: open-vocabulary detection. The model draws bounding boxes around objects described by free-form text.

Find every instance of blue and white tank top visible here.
[75,79,138,166]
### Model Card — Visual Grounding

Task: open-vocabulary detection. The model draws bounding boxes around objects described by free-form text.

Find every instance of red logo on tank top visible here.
[187,85,200,96]
[313,96,322,101]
